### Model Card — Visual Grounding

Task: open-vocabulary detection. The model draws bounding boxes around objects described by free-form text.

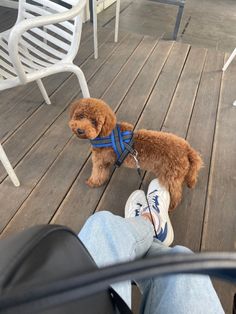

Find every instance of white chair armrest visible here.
[8,0,86,83]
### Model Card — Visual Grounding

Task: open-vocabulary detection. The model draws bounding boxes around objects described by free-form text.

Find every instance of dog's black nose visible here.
[77,128,84,135]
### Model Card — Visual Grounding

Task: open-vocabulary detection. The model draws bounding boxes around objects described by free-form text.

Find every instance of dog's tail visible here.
[185,147,203,188]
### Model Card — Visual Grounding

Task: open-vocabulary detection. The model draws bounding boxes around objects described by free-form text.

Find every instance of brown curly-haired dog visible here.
[69,98,203,211]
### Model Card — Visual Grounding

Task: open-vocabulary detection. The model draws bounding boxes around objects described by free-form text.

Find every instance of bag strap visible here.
[0,252,236,313]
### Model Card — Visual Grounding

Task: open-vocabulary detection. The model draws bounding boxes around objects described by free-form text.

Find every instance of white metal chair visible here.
[222,48,236,73]
[92,0,120,59]
[222,48,236,106]
[0,0,90,186]
[0,145,20,187]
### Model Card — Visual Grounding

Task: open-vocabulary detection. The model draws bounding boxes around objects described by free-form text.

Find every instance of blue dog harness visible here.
[90,124,135,167]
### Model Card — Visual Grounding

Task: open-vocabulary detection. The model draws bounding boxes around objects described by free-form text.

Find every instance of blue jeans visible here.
[79,211,224,314]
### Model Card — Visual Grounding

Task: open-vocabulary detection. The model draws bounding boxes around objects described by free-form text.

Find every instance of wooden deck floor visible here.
[1,22,236,313]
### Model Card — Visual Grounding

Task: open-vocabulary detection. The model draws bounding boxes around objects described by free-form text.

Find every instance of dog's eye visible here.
[91,119,97,127]
[76,113,84,119]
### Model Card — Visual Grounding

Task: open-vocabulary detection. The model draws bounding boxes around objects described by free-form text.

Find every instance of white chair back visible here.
[16,0,83,74]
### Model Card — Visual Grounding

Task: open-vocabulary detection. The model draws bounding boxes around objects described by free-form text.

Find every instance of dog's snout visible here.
[77,128,85,135]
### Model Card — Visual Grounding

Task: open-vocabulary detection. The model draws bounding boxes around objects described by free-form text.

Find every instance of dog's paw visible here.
[86,177,102,188]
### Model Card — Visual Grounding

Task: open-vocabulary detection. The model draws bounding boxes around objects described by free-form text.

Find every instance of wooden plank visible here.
[0,30,126,182]
[0,110,72,234]
[50,31,160,231]
[171,50,224,250]
[99,0,132,27]
[162,46,207,138]
[1,137,91,237]
[0,83,58,141]
[51,36,161,230]
[136,42,190,130]
[87,33,143,97]
[201,53,236,314]
[0,32,143,235]
[75,25,112,66]
[0,83,41,118]
[0,1,18,9]
[74,30,129,88]
[80,21,94,43]
[102,35,160,109]
[51,159,105,232]
[0,6,17,32]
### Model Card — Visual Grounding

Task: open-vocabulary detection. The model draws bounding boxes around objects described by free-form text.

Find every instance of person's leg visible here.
[138,242,224,314]
[78,207,153,307]
[136,179,224,314]
[78,180,175,308]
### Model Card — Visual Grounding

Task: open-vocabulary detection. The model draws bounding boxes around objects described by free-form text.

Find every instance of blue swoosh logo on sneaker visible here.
[156,222,167,242]
[152,195,160,213]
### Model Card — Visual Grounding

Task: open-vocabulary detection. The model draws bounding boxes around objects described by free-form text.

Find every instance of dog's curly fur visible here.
[69,98,203,211]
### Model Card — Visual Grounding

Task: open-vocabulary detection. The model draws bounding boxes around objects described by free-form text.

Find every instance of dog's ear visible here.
[100,105,117,136]
[69,101,79,119]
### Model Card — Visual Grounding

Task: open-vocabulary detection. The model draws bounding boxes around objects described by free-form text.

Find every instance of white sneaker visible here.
[125,190,161,236]
[125,190,148,218]
[147,179,174,246]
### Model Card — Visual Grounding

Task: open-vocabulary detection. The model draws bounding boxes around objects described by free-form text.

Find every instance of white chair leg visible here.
[114,0,120,42]
[0,144,20,187]
[36,79,51,104]
[92,0,98,59]
[222,48,236,71]
[70,65,90,98]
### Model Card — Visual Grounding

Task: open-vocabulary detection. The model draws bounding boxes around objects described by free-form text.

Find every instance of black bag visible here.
[0,224,236,314]
[0,225,131,314]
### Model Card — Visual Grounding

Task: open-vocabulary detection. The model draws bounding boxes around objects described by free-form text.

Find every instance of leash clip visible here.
[131,150,140,169]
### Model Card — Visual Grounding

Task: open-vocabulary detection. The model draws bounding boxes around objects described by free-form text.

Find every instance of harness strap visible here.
[115,137,136,167]
[90,125,134,167]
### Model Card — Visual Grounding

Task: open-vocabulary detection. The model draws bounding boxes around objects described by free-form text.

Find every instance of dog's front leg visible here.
[86,150,113,188]
[86,162,111,187]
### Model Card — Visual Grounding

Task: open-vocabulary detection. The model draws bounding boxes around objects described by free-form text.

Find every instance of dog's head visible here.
[69,98,117,139]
